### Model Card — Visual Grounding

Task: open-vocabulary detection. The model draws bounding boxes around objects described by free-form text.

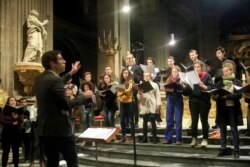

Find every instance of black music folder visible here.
[135,81,154,93]
[180,63,194,71]
[233,84,250,93]
[204,88,231,96]
[3,105,25,115]
[161,82,182,90]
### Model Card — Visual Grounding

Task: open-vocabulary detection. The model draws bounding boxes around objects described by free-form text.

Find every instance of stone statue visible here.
[23,9,49,62]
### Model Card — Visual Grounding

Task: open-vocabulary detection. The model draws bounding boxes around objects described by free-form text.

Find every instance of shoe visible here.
[233,150,240,158]
[29,161,34,167]
[140,138,148,143]
[39,160,46,167]
[217,149,227,157]
[152,137,158,144]
[120,136,126,142]
[200,139,208,147]
[80,141,86,146]
[190,137,197,147]
[176,141,182,145]
[162,140,172,144]
[212,124,218,129]
[128,139,135,143]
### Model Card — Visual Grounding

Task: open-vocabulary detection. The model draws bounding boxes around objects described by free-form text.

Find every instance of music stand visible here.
[78,127,120,166]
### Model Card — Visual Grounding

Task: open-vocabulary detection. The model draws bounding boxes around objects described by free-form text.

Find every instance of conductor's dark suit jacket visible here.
[34,71,86,137]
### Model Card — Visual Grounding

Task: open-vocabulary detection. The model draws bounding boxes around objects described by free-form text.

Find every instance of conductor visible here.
[33,50,93,167]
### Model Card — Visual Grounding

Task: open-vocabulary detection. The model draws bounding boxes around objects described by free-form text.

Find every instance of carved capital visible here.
[14,62,44,95]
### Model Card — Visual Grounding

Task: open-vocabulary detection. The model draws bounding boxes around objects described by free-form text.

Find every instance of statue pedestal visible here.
[14,62,44,96]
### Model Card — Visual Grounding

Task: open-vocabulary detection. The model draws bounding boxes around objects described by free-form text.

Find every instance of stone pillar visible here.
[97,0,130,80]
[139,0,170,68]
[0,0,53,96]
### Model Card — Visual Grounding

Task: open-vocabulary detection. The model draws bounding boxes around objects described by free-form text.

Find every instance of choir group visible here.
[1,46,249,167]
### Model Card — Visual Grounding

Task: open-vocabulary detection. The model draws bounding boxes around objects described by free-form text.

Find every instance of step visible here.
[126,127,249,136]
[113,133,250,146]
[78,144,250,167]
[91,142,250,156]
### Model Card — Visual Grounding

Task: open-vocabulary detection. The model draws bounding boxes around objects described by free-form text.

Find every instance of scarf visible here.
[222,73,235,89]
[167,75,179,83]
[198,71,206,80]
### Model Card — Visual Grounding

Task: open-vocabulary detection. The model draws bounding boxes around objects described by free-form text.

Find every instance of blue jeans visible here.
[103,106,115,127]
[84,108,93,129]
[120,102,135,137]
[165,95,183,142]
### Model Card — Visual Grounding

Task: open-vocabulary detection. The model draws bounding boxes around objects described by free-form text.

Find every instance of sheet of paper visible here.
[78,128,117,140]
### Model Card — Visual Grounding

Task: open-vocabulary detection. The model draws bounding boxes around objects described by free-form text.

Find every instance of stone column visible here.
[0,0,53,96]
[139,0,170,68]
[97,0,130,80]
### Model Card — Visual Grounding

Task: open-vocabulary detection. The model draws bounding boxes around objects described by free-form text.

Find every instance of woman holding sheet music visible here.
[117,68,135,142]
[1,97,23,167]
[212,62,243,158]
[163,65,185,145]
[99,74,119,127]
[183,60,213,148]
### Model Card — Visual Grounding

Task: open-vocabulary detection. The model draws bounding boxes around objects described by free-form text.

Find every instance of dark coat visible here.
[127,64,143,84]
[100,85,118,111]
[34,71,87,137]
[214,78,243,126]
[183,73,213,104]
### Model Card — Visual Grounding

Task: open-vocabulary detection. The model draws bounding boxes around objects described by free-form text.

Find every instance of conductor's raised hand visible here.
[69,61,81,75]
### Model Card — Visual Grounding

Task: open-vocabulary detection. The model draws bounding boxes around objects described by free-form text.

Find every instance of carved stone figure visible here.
[23,9,49,62]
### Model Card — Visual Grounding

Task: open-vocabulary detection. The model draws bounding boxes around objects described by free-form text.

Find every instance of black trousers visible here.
[40,135,78,167]
[1,127,21,167]
[142,114,157,138]
[30,122,45,161]
[21,129,31,160]
[189,102,210,139]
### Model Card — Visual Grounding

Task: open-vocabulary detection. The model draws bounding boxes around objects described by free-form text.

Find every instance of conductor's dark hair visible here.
[42,50,62,70]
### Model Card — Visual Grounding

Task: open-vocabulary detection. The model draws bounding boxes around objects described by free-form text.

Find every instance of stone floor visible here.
[0,118,248,167]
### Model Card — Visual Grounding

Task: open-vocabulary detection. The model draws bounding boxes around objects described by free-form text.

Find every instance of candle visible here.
[103,30,105,39]
[242,74,246,80]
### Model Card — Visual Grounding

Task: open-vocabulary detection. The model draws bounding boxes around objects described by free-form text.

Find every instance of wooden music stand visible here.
[77,127,120,166]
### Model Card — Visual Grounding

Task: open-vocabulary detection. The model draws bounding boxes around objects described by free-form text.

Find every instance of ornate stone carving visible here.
[14,62,44,96]
[23,9,49,63]
[0,79,9,108]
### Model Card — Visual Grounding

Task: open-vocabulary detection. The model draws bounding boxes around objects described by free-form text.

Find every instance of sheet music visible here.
[233,85,242,90]
[179,70,200,90]
[186,70,200,84]
[78,128,117,140]
[140,64,155,73]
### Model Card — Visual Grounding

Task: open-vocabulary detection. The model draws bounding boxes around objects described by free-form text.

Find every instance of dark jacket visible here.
[165,78,184,100]
[100,85,118,111]
[183,73,213,103]
[214,78,243,126]
[34,71,87,137]
[127,64,143,84]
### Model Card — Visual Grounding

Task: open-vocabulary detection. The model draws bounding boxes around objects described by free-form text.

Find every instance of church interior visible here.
[0,0,250,166]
